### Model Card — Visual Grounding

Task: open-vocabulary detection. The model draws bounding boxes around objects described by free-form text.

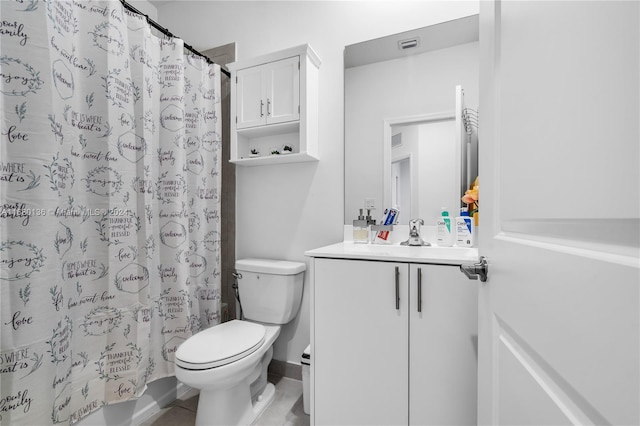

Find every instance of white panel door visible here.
[313,259,408,426]
[265,56,299,125]
[478,1,639,425]
[236,65,265,129]
[409,264,478,425]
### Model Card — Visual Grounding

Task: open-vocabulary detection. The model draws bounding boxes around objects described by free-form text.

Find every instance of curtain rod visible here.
[119,0,231,78]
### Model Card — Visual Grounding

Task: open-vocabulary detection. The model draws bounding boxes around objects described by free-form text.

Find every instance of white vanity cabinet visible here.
[228,44,320,166]
[309,250,478,426]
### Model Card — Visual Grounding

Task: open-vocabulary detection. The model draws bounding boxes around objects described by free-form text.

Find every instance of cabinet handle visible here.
[395,266,400,310]
[260,100,264,117]
[417,267,422,313]
[267,98,271,116]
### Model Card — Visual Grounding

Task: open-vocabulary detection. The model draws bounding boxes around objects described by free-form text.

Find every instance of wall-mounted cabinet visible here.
[228,44,321,166]
[236,56,300,129]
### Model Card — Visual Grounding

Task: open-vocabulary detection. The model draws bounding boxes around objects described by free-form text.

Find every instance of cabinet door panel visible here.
[266,56,300,125]
[236,66,264,129]
[409,264,478,425]
[314,259,408,425]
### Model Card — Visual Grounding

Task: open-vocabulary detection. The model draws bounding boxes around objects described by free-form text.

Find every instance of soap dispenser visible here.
[365,209,376,243]
[352,209,369,244]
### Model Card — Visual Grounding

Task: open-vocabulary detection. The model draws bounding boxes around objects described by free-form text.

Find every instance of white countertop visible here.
[305,241,478,265]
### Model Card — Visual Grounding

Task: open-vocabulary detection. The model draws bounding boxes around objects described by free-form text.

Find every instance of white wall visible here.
[157,0,479,364]
[129,0,158,20]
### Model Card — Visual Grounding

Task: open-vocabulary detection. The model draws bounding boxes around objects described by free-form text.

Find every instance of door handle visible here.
[395,266,400,310]
[460,256,488,282]
[417,267,422,313]
[260,100,264,117]
[267,98,271,116]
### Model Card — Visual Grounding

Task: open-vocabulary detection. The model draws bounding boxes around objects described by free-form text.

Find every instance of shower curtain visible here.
[0,1,222,423]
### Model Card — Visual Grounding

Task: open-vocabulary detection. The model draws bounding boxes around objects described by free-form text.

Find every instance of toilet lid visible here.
[175,320,266,370]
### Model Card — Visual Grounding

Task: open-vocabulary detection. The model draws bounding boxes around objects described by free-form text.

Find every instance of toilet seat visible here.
[175,320,266,370]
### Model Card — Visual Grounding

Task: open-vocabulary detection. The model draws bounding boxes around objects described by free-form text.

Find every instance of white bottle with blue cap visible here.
[455,207,474,247]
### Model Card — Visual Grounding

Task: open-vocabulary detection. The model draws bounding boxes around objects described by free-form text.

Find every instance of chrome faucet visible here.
[401,218,430,246]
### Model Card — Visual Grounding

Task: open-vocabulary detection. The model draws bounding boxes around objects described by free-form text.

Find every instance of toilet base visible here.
[251,382,276,423]
[194,381,276,426]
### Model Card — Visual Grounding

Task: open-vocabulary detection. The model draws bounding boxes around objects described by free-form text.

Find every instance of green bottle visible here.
[436,208,453,247]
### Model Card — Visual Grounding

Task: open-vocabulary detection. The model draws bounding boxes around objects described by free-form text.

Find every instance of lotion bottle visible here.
[455,207,474,247]
[436,208,453,247]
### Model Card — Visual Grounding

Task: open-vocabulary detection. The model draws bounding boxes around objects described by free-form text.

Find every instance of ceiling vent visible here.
[398,37,420,50]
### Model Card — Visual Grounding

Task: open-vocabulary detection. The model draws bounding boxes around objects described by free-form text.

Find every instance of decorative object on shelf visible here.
[461,176,479,226]
[270,149,280,155]
[282,145,293,154]
[249,148,260,158]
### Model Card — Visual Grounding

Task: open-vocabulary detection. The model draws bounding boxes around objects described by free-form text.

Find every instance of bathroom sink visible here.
[305,242,478,265]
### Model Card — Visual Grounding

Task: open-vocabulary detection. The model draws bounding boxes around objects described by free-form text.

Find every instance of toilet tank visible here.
[235,258,306,324]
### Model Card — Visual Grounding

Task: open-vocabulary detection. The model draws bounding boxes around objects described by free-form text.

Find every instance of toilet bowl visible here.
[175,258,305,426]
[176,320,281,425]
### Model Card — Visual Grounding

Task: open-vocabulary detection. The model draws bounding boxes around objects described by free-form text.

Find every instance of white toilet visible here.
[175,258,305,426]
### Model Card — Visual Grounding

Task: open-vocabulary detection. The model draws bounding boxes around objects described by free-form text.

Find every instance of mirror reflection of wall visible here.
[391,119,458,225]
[391,157,410,224]
[391,129,412,224]
[344,15,479,225]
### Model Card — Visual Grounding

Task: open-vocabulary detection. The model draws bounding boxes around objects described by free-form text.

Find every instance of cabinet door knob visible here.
[267,98,271,116]
[260,100,264,117]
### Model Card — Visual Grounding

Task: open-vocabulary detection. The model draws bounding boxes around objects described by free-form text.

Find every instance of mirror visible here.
[387,114,458,225]
[344,15,479,226]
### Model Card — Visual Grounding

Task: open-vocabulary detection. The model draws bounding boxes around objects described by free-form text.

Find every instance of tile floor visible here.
[140,374,309,426]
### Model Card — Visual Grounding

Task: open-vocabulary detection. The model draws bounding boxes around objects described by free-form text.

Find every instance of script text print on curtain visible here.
[0,0,222,423]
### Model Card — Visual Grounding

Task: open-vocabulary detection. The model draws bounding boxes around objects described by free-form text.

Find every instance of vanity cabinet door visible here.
[409,264,478,425]
[314,258,409,426]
